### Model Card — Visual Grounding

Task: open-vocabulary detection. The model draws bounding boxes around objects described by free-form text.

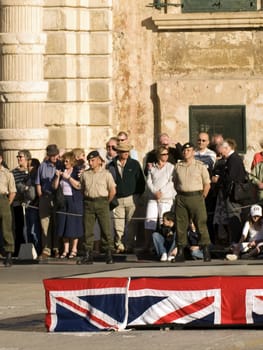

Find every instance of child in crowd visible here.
[226,204,263,261]
[152,211,177,262]
[187,220,204,260]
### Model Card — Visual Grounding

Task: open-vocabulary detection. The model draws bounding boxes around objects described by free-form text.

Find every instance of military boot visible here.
[77,250,93,265]
[3,252,12,267]
[105,250,114,264]
[174,246,185,262]
[203,245,211,262]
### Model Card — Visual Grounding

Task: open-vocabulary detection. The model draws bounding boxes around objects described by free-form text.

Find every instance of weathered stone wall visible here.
[154,28,263,167]
[112,1,156,160]
[1,0,263,169]
[112,1,263,168]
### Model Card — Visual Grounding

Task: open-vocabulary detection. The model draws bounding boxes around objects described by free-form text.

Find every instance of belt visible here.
[84,196,108,201]
[0,194,7,198]
[177,191,202,197]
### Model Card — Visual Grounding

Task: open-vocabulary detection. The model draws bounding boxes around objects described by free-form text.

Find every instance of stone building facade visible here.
[0,0,263,169]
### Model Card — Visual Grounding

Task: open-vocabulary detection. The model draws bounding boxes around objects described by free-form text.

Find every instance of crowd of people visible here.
[1,131,263,267]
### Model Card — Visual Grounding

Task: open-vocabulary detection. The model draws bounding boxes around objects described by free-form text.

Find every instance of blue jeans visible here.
[152,232,176,257]
[26,206,42,255]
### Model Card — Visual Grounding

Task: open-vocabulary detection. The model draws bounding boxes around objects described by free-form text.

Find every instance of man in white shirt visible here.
[195,132,216,176]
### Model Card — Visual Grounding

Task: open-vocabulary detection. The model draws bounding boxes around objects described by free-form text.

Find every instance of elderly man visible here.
[108,142,145,253]
[98,137,118,166]
[0,151,16,266]
[213,139,248,244]
[173,142,211,262]
[78,150,116,264]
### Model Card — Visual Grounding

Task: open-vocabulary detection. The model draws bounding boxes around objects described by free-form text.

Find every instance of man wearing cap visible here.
[78,150,116,264]
[108,143,145,253]
[0,151,16,266]
[35,144,60,259]
[173,142,211,262]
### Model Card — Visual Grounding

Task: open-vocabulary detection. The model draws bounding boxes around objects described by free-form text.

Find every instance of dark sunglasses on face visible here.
[198,139,208,142]
[16,155,24,159]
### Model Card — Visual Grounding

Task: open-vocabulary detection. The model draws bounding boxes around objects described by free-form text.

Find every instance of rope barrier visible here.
[22,199,262,220]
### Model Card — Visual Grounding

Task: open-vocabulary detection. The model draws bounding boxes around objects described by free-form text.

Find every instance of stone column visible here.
[0,0,48,169]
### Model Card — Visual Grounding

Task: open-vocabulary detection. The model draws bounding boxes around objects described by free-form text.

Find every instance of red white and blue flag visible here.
[44,276,263,332]
[44,277,130,332]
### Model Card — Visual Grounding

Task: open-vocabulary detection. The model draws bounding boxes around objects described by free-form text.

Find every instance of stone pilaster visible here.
[43,0,113,151]
[0,0,48,168]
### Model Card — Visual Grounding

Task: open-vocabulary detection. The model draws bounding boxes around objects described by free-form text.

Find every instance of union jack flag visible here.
[44,276,263,332]
[246,289,263,324]
[44,278,130,332]
[128,277,221,327]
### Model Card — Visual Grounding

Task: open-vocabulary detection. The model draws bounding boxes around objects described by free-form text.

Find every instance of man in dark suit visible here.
[213,138,247,244]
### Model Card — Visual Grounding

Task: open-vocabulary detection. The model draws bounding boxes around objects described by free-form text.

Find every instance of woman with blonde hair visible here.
[53,151,83,258]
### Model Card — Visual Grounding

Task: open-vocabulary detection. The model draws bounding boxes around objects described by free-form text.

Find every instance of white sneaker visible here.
[226,254,238,261]
[167,255,175,262]
[160,253,168,262]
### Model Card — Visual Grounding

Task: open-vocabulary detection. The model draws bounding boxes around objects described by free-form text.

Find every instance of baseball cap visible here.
[250,204,262,217]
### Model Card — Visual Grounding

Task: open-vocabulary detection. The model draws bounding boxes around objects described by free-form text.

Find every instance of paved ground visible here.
[1,255,263,350]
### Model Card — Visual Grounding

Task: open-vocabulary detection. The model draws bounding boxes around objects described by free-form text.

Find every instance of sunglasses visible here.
[160,153,169,156]
[16,155,24,159]
[107,145,116,149]
[198,139,208,142]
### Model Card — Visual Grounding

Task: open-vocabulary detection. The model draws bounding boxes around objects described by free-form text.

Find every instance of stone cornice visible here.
[44,0,112,7]
[152,11,263,30]
[0,0,44,5]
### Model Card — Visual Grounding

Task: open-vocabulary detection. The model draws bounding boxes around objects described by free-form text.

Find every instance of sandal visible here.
[69,251,77,259]
[60,252,68,259]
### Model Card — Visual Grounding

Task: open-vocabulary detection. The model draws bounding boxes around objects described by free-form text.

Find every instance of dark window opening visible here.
[189,105,246,153]
[182,0,257,13]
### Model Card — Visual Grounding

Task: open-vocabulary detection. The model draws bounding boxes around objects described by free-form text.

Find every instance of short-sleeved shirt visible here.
[35,160,57,193]
[0,166,17,194]
[174,159,210,192]
[81,167,116,198]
